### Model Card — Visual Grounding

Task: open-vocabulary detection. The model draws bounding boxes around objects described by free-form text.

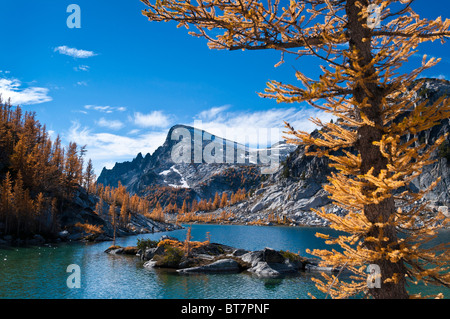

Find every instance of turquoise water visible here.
[0,224,448,299]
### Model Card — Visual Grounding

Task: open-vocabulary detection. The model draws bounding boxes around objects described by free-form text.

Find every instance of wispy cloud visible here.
[190,106,335,147]
[84,105,127,113]
[67,121,167,174]
[0,77,52,105]
[74,65,90,72]
[96,117,124,130]
[133,111,171,128]
[54,46,97,58]
[73,110,88,114]
[128,129,141,135]
[197,105,230,120]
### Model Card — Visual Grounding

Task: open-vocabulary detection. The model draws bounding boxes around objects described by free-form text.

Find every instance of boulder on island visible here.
[177,259,241,274]
[239,247,306,278]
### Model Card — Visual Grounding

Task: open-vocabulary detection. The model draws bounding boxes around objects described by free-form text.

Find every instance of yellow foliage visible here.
[74,222,104,235]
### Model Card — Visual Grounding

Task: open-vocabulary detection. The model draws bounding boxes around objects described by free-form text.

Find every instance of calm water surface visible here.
[0,224,448,299]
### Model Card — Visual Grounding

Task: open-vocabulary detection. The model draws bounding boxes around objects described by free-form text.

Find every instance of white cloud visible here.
[74,65,90,72]
[430,74,447,80]
[197,105,230,120]
[133,111,170,128]
[417,74,448,80]
[128,129,141,135]
[84,105,127,113]
[66,121,167,174]
[76,81,88,86]
[96,117,124,130]
[54,46,97,58]
[190,106,335,147]
[0,77,52,105]
[73,110,88,114]
[102,161,117,170]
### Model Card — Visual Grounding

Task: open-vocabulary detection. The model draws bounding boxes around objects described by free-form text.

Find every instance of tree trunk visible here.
[346,0,409,299]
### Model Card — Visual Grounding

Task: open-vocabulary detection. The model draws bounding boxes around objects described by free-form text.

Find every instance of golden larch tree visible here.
[220,192,228,208]
[141,0,450,298]
[109,200,117,246]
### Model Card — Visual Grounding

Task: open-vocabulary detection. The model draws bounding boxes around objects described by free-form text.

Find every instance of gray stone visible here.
[143,260,157,268]
[144,247,158,260]
[105,247,124,254]
[251,202,264,214]
[262,247,285,263]
[240,250,264,267]
[58,230,70,239]
[231,249,249,257]
[143,245,166,261]
[177,258,241,274]
[159,235,180,241]
[305,264,337,273]
[248,261,281,277]
[438,206,449,217]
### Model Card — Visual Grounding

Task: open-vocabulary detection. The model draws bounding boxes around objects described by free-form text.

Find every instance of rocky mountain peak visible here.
[97,123,295,203]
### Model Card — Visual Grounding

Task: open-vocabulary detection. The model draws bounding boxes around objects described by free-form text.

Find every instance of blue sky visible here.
[0,0,449,175]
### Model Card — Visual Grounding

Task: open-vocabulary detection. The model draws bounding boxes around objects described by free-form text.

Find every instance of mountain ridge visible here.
[97,124,296,202]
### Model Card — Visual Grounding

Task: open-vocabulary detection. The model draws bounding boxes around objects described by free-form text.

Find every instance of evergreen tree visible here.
[220,192,228,208]
[109,200,117,246]
[212,192,220,210]
[84,158,96,193]
[0,172,13,234]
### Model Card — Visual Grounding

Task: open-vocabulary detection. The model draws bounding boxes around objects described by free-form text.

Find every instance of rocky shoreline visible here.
[0,185,183,247]
[0,218,182,247]
[105,235,339,278]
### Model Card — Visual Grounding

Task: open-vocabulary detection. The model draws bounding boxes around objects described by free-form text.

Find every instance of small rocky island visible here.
[105,235,338,277]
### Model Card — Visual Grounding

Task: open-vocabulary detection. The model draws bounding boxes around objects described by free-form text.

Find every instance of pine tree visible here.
[63,142,83,198]
[181,199,188,214]
[120,196,129,226]
[34,192,45,233]
[109,201,117,246]
[50,197,59,234]
[212,192,220,210]
[95,198,104,216]
[173,202,178,214]
[220,192,228,208]
[184,225,193,257]
[191,199,198,212]
[84,158,96,193]
[0,172,13,234]
[141,0,450,298]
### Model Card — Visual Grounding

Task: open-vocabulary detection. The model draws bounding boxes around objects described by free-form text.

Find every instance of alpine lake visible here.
[0,224,448,299]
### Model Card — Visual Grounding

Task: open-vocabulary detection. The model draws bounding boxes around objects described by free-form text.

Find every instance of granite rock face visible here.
[97,125,296,203]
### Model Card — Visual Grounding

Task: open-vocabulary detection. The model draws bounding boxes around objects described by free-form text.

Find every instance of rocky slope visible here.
[0,186,180,246]
[59,187,180,242]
